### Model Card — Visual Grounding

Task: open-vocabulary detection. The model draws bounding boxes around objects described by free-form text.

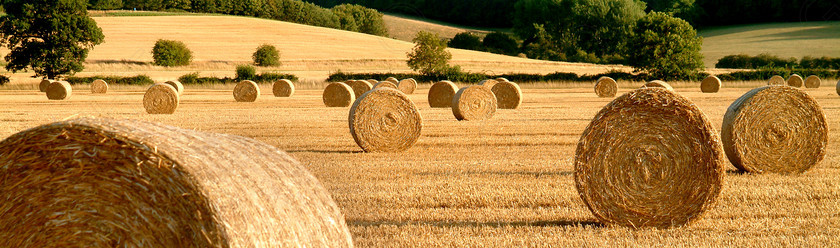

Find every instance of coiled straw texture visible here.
[700,76,721,93]
[491,81,522,109]
[143,84,179,114]
[273,79,295,97]
[164,80,185,95]
[787,74,804,87]
[805,75,820,88]
[452,85,497,121]
[347,80,373,99]
[768,75,785,85]
[594,77,617,97]
[91,79,108,94]
[428,80,458,108]
[234,80,260,102]
[323,82,355,107]
[349,88,422,152]
[398,78,417,94]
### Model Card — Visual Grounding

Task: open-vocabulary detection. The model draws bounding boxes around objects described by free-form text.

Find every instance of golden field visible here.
[1,81,839,247]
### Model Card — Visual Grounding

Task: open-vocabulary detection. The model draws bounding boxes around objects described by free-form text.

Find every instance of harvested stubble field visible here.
[1,81,839,246]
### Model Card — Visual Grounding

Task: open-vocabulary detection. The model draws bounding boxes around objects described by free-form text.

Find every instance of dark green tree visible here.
[252,44,281,66]
[626,12,704,80]
[89,0,123,10]
[152,39,192,67]
[406,31,452,75]
[331,4,388,36]
[0,0,105,79]
[448,32,483,51]
[482,31,518,56]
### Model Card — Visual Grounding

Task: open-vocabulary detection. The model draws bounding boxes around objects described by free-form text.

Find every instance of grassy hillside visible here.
[700,21,840,67]
[383,13,500,42]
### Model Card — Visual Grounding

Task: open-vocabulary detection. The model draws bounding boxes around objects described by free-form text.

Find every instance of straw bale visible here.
[233,80,260,102]
[428,80,458,108]
[0,117,354,247]
[700,76,721,93]
[46,81,72,100]
[787,74,804,87]
[39,79,54,92]
[452,85,497,121]
[397,78,417,94]
[164,80,185,95]
[836,80,840,95]
[478,79,499,89]
[323,82,355,107]
[495,77,510,82]
[721,85,827,174]
[491,81,522,109]
[643,80,674,91]
[385,77,399,84]
[347,80,373,99]
[143,84,179,114]
[804,75,820,88]
[349,88,422,152]
[91,79,108,94]
[272,79,295,97]
[373,81,397,89]
[594,76,618,97]
[768,75,785,85]
[366,79,379,85]
[575,87,725,228]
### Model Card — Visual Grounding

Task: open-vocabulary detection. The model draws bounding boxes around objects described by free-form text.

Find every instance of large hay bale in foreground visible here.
[491,81,522,109]
[805,75,821,88]
[39,79,54,92]
[452,85,497,121]
[478,79,499,89]
[701,76,721,93]
[234,80,260,102]
[787,74,804,87]
[349,88,422,152]
[164,80,185,95]
[721,85,827,174]
[385,77,399,84]
[143,84,179,114]
[0,117,354,247]
[273,79,295,97]
[575,88,724,228]
[91,79,108,94]
[323,82,355,107]
[768,75,785,85]
[46,81,72,100]
[428,80,458,108]
[373,81,397,89]
[347,80,373,99]
[594,77,618,97]
[643,80,674,91]
[398,78,417,94]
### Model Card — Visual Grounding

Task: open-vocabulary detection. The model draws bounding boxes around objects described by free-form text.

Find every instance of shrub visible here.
[152,39,192,67]
[716,54,800,69]
[65,75,154,85]
[626,12,704,80]
[252,44,281,66]
[236,65,257,81]
[800,56,840,69]
[448,32,483,51]
[482,31,518,56]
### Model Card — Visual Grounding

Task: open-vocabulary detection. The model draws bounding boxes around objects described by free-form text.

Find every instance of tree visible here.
[252,44,281,66]
[626,12,704,80]
[152,39,192,67]
[0,0,105,79]
[331,4,388,36]
[482,31,518,56]
[406,31,452,75]
[89,0,123,10]
[448,32,483,51]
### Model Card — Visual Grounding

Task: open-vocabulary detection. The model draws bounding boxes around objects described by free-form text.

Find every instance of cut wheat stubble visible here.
[349,88,422,153]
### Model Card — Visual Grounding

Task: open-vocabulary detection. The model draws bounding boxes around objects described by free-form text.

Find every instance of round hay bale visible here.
[428,80,458,108]
[452,85,497,121]
[700,76,721,93]
[495,77,510,82]
[39,79,54,92]
[164,80,184,95]
[373,81,397,89]
[837,80,840,95]
[347,80,373,99]
[575,87,725,228]
[0,117,354,247]
[366,79,379,85]
[804,75,821,88]
[594,76,618,97]
[385,77,399,84]
[323,82,355,107]
[478,79,499,89]
[491,81,522,109]
[233,80,260,102]
[721,85,828,174]
[143,83,179,114]
[46,81,72,100]
[768,75,785,85]
[397,78,417,94]
[349,88,422,152]
[787,74,804,87]
[90,79,108,94]
[643,80,674,91]
[272,79,295,97]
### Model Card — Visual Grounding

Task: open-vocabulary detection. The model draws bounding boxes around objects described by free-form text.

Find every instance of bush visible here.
[717,69,840,81]
[448,32,483,51]
[482,31,519,56]
[65,75,154,85]
[178,71,298,85]
[252,44,281,66]
[152,39,192,67]
[800,56,840,69]
[407,31,452,75]
[0,75,8,86]
[254,72,298,82]
[236,65,257,81]
[626,12,704,80]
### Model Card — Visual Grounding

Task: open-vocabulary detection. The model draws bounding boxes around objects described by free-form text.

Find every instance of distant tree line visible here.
[716,54,840,69]
[87,0,388,36]
[305,0,516,28]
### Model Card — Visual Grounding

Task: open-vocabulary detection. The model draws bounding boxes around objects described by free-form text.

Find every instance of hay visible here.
[164,80,185,95]
[495,77,510,82]
[721,85,828,174]
[575,88,725,228]
[594,77,618,97]
[373,81,397,89]
[643,80,674,91]
[323,82,355,107]
[491,81,522,109]
[143,84,179,114]
[366,79,379,85]
[39,79,54,92]
[700,76,721,93]
[428,80,458,108]
[385,77,399,84]
[768,75,785,85]
[90,79,108,94]
[452,85,497,121]
[45,81,72,100]
[787,74,804,87]
[805,75,821,88]
[837,80,840,95]
[347,80,373,99]
[272,79,295,97]
[478,79,499,89]
[349,88,422,152]
[0,117,354,247]
[397,78,417,94]
[233,80,260,102]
